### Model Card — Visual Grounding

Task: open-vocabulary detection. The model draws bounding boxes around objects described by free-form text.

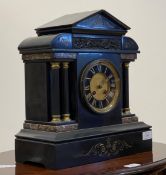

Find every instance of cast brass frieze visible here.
[73,37,121,50]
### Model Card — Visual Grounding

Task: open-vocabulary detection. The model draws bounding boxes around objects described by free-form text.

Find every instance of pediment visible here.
[74,13,127,31]
[36,10,130,36]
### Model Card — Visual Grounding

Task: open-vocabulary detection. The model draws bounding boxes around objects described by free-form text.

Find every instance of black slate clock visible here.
[80,59,120,114]
[15,9,152,170]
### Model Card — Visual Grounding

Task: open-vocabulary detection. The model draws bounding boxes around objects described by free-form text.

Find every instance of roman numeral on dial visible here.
[92,99,96,107]
[110,83,116,88]
[85,77,91,80]
[99,101,103,109]
[84,85,90,91]
[97,65,102,72]
[108,91,114,98]
[86,93,93,101]
[107,74,113,80]
[90,68,96,75]
[105,97,110,104]
[104,67,107,74]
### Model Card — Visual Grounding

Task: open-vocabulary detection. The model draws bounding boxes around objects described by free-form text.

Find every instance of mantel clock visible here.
[15,10,152,169]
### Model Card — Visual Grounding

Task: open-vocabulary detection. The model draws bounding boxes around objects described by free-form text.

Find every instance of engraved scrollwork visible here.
[73,38,121,50]
[80,137,132,158]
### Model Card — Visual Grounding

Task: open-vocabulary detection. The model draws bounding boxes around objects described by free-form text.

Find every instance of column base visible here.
[122,113,138,124]
[62,114,71,122]
[51,115,61,123]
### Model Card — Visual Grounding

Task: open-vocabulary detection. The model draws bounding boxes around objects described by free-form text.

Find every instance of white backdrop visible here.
[0,0,166,152]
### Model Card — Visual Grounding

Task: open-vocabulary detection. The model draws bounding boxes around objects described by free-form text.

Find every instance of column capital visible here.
[51,62,60,69]
[63,62,69,69]
[124,62,129,68]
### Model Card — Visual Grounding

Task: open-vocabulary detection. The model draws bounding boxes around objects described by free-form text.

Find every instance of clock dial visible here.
[81,59,120,114]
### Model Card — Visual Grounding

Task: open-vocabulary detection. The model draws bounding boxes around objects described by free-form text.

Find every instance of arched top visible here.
[122,37,139,51]
[18,33,72,53]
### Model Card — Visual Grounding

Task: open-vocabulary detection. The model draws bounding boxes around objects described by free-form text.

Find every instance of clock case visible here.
[15,10,152,169]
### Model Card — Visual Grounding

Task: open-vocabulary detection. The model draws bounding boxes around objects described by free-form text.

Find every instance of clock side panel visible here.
[77,53,122,128]
[24,62,51,122]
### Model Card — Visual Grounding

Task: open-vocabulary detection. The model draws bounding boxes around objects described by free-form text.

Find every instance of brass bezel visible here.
[80,59,121,114]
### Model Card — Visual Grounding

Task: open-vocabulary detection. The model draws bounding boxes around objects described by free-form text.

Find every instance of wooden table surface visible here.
[0,142,166,175]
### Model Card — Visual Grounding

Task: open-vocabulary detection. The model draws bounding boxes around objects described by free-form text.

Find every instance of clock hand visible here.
[97,79,106,89]
[97,84,102,89]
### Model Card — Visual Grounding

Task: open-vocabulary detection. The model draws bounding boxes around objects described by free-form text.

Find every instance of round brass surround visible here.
[80,59,121,114]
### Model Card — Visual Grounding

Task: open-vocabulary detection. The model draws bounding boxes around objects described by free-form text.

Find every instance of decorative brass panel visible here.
[24,122,78,132]
[22,53,53,61]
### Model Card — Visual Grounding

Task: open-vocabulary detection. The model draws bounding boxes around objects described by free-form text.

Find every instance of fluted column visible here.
[61,62,71,121]
[50,62,61,122]
[122,62,130,114]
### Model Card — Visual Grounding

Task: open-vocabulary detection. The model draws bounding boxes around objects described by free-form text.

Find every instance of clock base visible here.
[15,122,152,169]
